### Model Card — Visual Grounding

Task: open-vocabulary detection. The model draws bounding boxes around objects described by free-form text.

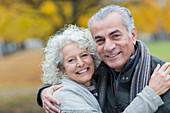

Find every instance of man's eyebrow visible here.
[109,29,120,36]
[94,29,120,40]
[94,36,103,40]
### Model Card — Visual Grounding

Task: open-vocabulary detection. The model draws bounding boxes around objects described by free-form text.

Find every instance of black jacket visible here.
[94,52,169,113]
[37,42,170,112]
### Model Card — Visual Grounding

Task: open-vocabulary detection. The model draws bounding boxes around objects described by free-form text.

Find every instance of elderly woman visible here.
[40,25,164,113]
[41,25,102,112]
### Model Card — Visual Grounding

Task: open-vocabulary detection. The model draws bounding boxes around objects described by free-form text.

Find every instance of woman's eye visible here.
[68,59,74,63]
[82,54,88,58]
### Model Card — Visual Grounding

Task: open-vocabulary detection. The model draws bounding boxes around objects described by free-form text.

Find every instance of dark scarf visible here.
[97,40,151,110]
[130,40,151,101]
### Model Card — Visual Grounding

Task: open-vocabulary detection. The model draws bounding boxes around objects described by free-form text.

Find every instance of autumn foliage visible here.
[0,0,169,43]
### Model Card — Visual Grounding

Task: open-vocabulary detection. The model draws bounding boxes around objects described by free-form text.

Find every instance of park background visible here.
[0,0,170,113]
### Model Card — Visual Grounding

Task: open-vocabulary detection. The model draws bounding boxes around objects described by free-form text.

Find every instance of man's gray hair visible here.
[41,25,101,85]
[88,5,135,37]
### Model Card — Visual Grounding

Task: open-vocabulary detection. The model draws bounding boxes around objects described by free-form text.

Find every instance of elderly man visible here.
[87,5,170,113]
[37,5,170,113]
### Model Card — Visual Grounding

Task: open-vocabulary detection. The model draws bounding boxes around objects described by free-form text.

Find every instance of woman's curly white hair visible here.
[41,25,101,85]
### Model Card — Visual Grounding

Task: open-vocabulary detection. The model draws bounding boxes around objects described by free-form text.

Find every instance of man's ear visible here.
[131,28,137,45]
[58,64,65,73]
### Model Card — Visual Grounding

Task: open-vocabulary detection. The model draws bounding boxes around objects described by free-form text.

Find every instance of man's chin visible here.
[107,62,123,72]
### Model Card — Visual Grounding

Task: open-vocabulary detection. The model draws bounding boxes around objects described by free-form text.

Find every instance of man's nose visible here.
[104,39,116,52]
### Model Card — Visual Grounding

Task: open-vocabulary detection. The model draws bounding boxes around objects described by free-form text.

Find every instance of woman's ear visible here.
[58,64,65,73]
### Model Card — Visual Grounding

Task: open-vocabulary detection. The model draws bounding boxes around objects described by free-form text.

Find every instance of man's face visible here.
[91,12,137,72]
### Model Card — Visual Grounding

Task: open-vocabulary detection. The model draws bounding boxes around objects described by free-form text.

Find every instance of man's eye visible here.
[96,39,104,42]
[96,39,104,45]
[113,34,120,38]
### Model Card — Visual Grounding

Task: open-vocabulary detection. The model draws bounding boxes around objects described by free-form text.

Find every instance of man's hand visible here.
[149,62,170,96]
[41,85,63,113]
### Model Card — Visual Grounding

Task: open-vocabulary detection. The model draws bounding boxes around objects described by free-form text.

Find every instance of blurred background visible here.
[0,0,170,113]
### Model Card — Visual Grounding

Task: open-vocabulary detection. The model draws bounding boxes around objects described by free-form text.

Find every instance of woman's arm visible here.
[123,86,163,113]
[124,63,170,113]
[53,79,102,113]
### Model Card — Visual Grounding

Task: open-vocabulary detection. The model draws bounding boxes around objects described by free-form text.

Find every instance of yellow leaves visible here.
[77,6,102,28]
[0,2,55,43]
[30,17,54,38]
[39,1,73,28]
[0,0,169,43]
[127,0,166,34]
[161,0,170,33]
[60,2,73,20]
[77,15,89,28]
[40,1,57,16]
[137,6,158,33]
[162,12,170,33]
[52,15,63,27]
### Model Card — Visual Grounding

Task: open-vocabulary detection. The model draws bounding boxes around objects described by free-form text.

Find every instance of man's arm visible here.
[37,84,51,107]
[37,84,63,113]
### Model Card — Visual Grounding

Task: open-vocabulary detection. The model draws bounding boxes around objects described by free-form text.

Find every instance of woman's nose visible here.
[77,58,84,67]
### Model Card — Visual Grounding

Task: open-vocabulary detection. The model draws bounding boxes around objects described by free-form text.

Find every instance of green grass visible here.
[145,40,170,62]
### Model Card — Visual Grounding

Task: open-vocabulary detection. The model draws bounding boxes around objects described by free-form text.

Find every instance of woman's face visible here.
[61,43,94,87]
